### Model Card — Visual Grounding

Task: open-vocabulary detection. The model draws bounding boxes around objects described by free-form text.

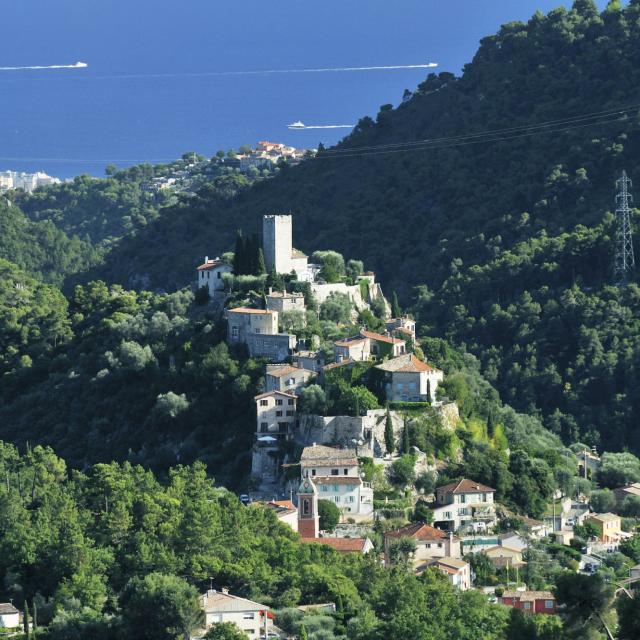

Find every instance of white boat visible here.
[287,120,305,129]
[74,61,88,68]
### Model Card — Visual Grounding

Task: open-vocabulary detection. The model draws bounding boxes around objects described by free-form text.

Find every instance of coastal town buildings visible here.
[432,479,497,533]
[0,169,60,192]
[384,523,462,569]
[199,589,272,636]
[375,354,443,403]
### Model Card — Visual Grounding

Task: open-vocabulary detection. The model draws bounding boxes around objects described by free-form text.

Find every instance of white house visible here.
[334,336,371,362]
[423,557,471,590]
[263,499,298,532]
[300,444,373,516]
[196,257,232,298]
[386,317,417,339]
[226,307,295,361]
[384,523,462,569]
[199,589,272,637]
[432,479,497,533]
[0,603,20,629]
[375,354,443,403]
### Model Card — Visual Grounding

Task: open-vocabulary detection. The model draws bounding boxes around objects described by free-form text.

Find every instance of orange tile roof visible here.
[228,307,274,315]
[266,365,305,378]
[197,259,226,270]
[437,478,495,494]
[385,522,452,541]
[375,354,438,373]
[323,359,354,371]
[302,537,368,553]
[360,330,404,345]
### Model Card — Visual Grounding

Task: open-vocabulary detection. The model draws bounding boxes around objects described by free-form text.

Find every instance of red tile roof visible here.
[360,330,404,345]
[437,479,495,494]
[197,259,227,270]
[254,390,298,401]
[385,522,452,541]
[302,537,368,553]
[323,359,355,371]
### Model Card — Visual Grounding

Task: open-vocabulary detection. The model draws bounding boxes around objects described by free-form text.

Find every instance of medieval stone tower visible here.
[297,476,319,539]
[263,214,293,275]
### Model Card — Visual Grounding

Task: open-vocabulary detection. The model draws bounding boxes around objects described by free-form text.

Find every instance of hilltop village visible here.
[191,214,640,637]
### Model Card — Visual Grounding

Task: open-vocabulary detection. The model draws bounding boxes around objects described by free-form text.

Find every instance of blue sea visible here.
[0,0,607,179]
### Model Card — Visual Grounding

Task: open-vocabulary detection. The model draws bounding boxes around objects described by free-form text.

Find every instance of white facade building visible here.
[0,170,60,193]
[262,214,314,281]
[0,603,20,629]
[199,589,272,637]
[432,479,497,533]
[300,444,373,516]
[196,257,232,297]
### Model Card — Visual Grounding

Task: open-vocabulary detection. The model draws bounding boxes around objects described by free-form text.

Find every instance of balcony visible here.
[472,506,496,520]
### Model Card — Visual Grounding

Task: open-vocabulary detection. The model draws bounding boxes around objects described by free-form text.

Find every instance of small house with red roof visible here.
[500,591,556,615]
[196,256,232,298]
[384,522,462,568]
[375,353,444,403]
[359,329,406,358]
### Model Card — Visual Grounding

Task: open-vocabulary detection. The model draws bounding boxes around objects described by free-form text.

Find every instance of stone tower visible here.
[263,214,293,275]
[297,476,319,539]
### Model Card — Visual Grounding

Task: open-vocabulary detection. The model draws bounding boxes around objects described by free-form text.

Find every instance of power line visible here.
[315,103,640,159]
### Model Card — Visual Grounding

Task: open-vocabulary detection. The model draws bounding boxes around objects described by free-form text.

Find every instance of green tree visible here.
[391,292,402,318]
[617,591,640,640]
[319,292,352,324]
[121,573,202,640]
[387,455,416,487]
[384,410,395,454]
[298,385,327,415]
[318,499,341,532]
[203,622,248,640]
[589,489,616,513]
[402,422,410,454]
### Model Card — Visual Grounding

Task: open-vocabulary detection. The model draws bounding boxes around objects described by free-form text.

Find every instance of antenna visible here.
[614,170,635,285]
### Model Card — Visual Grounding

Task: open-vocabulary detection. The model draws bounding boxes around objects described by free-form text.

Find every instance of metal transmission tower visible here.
[614,170,635,284]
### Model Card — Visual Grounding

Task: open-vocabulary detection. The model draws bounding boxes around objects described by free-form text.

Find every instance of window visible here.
[545,601,554,609]
[408,382,416,390]
[437,542,443,548]
[523,602,531,610]
[254,328,261,334]
[243,613,255,620]
[331,469,339,476]
[286,378,294,386]
[482,493,487,502]
[349,496,354,503]
[232,326,239,338]
[321,485,329,492]
[207,272,210,279]
[311,469,316,476]
[460,494,466,503]
[276,411,283,417]
[276,399,283,406]
[259,400,268,407]
[343,468,348,475]
[217,271,221,279]
[260,422,268,431]
[303,499,309,515]
[288,399,294,405]
[334,496,340,503]
[396,383,404,390]
[286,410,294,417]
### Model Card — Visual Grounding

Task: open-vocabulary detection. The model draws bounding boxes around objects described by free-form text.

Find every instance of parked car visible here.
[239,494,252,506]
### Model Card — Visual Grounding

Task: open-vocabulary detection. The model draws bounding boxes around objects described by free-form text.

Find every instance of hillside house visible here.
[199,589,272,636]
[613,481,640,506]
[300,444,373,516]
[254,391,297,441]
[432,479,497,533]
[0,603,20,629]
[484,545,525,569]
[263,500,298,532]
[422,557,471,590]
[384,523,461,568]
[265,364,315,395]
[303,537,374,554]
[500,591,556,615]
[265,288,306,314]
[334,336,371,362]
[386,317,416,338]
[584,513,622,542]
[196,257,232,298]
[226,307,295,361]
[375,354,443,403]
[292,350,325,373]
[359,330,406,358]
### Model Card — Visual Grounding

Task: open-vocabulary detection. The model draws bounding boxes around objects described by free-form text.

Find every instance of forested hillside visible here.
[70,1,640,454]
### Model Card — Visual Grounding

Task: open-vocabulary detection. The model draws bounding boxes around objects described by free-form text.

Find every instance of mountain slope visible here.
[76,2,640,453]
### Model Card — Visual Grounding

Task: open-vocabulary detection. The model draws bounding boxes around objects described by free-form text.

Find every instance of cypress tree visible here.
[23,600,30,639]
[233,230,245,274]
[402,422,410,454]
[487,411,495,437]
[256,248,266,275]
[426,378,432,403]
[32,599,37,637]
[384,409,395,454]
[391,291,402,318]
[300,624,308,640]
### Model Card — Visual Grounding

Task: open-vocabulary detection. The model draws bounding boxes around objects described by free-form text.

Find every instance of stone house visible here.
[265,364,315,395]
[196,257,232,298]
[359,330,406,358]
[334,336,371,362]
[199,589,272,636]
[300,444,373,516]
[226,307,295,361]
[384,522,462,568]
[375,353,444,402]
[292,350,325,372]
[263,214,316,281]
[484,545,525,569]
[432,479,497,533]
[386,317,417,338]
[265,288,306,314]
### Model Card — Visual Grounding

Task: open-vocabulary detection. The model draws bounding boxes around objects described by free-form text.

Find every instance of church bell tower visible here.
[297,476,319,539]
